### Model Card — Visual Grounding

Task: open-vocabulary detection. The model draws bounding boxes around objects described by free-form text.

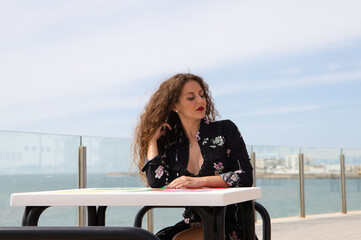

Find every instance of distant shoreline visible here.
[106,172,139,177]
[256,173,361,179]
[105,172,361,179]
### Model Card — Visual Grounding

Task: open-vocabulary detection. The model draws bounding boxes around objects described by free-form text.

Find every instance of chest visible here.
[171,136,229,176]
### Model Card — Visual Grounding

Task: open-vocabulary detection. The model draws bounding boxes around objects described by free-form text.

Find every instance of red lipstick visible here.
[196,106,205,111]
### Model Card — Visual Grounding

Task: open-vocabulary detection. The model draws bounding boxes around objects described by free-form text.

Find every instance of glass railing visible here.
[252,145,301,219]
[343,148,361,212]
[0,131,79,226]
[1,130,360,229]
[301,147,342,216]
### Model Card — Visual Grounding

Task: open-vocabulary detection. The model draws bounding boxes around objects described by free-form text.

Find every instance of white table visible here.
[11,187,262,240]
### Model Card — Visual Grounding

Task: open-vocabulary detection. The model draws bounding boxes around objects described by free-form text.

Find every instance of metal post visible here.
[250,151,257,222]
[340,152,347,214]
[78,145,87,226]
[299,153,305,218]
[251,152,256,187]
[146,209,154,233]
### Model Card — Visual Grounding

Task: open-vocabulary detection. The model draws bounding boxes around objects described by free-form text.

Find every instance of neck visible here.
[180,119,201,143]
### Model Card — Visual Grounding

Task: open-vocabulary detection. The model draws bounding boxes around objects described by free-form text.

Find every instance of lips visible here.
[196,106,205,111]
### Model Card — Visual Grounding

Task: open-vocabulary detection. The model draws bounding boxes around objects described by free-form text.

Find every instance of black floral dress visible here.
[142,118,253,240]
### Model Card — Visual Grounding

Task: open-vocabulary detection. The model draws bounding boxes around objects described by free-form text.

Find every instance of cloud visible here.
[212,69,361,96]
[2,0,361,101]
[277,67,302,75]
[239,105,319,117]
[1,0,361,138]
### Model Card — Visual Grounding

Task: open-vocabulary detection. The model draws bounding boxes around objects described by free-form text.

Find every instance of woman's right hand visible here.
[147,123,172,160]
[149,123,172,143]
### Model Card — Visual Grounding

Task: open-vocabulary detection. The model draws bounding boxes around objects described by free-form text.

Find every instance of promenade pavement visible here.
[255,211,361,240]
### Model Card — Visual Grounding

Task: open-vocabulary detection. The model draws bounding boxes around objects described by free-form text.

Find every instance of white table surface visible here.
[11,187,262,207]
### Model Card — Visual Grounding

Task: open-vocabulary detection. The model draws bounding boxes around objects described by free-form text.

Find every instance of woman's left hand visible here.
[166,176,203,189]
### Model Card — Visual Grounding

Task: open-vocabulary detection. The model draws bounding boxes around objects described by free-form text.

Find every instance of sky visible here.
[1,0,361,149]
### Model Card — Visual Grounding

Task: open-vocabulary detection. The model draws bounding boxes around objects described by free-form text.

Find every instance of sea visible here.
[1,174,360,232]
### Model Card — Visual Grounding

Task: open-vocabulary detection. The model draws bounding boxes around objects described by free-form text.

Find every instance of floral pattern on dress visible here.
[210,136,225,148]
[155,165,164,179]
[230,231,240,240]
[214,162,224,175]
[220,172,240,186]
[235,169,245,174]
[226,149,231,157]
[196,131,201,142]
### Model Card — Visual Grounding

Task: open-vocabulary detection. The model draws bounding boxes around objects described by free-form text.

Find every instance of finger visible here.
[158,123,172,137]
[161,123,172,131]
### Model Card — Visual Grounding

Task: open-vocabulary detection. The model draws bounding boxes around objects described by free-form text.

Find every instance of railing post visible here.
[147,209,154,233]
[78,143,87,226]
[251,151,257,222]
[251,151,256,187]
[340,151,347,214]
[299,153,305,218]
[145,182,154,233]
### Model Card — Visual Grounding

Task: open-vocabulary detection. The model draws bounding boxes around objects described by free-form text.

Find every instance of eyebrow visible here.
[184,89,204,96]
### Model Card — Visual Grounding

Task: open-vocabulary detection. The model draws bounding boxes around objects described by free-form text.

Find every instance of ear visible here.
[172,104,179,113]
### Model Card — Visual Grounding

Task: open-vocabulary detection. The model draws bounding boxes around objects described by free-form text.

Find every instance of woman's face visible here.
[174,80,207,122]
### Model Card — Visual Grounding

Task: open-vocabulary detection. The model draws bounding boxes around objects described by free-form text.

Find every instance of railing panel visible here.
[81,136,144,226]
[343,148,361,212]
[0,131,79,226]
[81,136,183,231]
[301,147,342,215]
[252,145,300,218]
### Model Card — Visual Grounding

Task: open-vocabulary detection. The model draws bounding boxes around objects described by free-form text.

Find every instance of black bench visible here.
[0,226,160,240]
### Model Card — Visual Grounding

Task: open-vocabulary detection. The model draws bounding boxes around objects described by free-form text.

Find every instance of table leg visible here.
[190,206,216,240]
[87,206,108,226]
[22,207,31,226]
[97,206,107,226]
[87,206,97,226]
[22,206,49,226]
[213,207,226,240]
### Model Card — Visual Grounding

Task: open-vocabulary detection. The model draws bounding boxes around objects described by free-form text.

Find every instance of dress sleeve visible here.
[141,154,170,188]
[218,120,253,187]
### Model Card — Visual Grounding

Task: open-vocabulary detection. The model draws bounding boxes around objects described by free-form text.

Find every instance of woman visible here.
[133,73,253,240]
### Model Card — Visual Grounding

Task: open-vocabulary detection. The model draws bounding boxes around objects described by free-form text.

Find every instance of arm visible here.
[218,120,253,187]
[142,155,169,188]
[166,175,228,189]
[142,123,172,188]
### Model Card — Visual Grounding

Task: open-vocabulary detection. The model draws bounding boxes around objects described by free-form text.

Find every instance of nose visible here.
[196,95,205,104]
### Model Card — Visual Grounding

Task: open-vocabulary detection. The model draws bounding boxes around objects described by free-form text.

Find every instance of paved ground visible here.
[255,211,361,240]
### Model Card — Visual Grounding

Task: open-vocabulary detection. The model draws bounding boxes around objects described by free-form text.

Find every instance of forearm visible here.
[199,175,229,188]
[167,175,229,189]
[147,139,158,160]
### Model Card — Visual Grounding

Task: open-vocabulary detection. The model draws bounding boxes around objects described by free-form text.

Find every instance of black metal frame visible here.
[0,226,159,240]
[20,202,270,240]
[133,205,225,240]
[134,202,271,240]
[255,202,271,240]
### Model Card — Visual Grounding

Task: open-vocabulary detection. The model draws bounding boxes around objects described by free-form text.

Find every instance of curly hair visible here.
[132,73,219,182]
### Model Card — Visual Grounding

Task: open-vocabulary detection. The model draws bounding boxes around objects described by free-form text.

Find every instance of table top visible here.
[10,187,261,207]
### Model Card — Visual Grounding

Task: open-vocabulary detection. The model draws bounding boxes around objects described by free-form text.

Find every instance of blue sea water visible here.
[1,174,360,231]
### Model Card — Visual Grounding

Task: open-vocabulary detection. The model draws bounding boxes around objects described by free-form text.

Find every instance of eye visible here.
[187,97,195,101]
